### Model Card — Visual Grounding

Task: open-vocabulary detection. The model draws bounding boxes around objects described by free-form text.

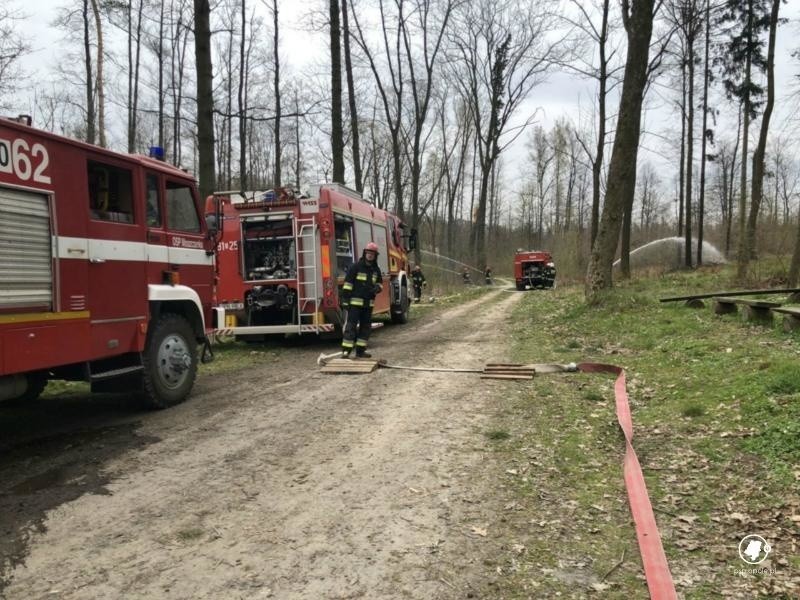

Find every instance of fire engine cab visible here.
[514,250,557,290]
[208,184,415,338]
[0,117,215,408]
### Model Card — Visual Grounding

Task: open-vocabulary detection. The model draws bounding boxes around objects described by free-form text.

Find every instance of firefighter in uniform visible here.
[411,264,427,303]
[341,242,383,358]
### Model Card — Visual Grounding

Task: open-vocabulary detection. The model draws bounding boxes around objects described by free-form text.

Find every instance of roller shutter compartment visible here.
[0,187,52,309]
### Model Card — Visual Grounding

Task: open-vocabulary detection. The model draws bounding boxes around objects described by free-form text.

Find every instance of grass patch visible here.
[485,429,510,441]
[680,402,706,418]
[175,527,205,542]
[483,259,800,598]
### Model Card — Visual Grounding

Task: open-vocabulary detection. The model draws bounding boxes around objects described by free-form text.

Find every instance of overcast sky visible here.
[8,0,800,197]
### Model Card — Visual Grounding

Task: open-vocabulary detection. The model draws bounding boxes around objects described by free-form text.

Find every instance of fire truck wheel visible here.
[6,372,48,404]
[141,314,198,409]
[391,284,410,325]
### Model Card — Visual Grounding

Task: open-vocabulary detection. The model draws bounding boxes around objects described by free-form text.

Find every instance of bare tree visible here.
[329,0,346,183]
[586,0,658,303]
[0,6,30,108]
[82,0,96,144]
[742,0,782,271]
[696,0,712,265]
[271,0,282,187]
[88,0,106,147]
[340,0,363,192]
[349,0,408,216]
[668,0,703,268]
[193,0,216,199]
[450,0,558,266]
[717,0,771,280]
[563,0,619,247]
[401,0,456,264]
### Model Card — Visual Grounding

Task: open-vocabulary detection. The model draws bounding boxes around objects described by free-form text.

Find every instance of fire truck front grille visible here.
[0,187,53,310]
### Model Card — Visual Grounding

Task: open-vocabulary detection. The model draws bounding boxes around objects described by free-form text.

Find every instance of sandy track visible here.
[1,289,523,599]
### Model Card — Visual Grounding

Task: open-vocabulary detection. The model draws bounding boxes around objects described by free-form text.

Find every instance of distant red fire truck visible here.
[0,117,216,408]
[514,250,556,290]
[207,184,415,339]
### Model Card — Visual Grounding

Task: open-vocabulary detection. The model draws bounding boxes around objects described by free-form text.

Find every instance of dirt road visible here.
[1,289,523,599]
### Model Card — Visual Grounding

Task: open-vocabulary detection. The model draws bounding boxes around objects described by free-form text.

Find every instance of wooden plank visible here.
[660,288,800,302]
[713,296,781,308]
[481,374,534,380]
[321,366,377,373]
[320,358,379,373]
[772,307,800,315]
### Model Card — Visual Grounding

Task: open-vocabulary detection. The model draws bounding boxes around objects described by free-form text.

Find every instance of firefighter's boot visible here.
[341,349,352,359]
[356,350,372,359]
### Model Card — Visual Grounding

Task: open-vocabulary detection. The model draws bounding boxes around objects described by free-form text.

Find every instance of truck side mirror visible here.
[205,213,218,237]
[204,195,222,240]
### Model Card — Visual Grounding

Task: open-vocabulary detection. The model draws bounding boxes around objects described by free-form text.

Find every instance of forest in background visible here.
[1,0,799,298]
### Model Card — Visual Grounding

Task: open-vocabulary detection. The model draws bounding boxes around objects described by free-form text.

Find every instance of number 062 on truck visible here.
[0,117,217,408]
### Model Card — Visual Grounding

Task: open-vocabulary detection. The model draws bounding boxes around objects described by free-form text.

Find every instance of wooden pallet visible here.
[320,358,381,373]
[481,363,535,380]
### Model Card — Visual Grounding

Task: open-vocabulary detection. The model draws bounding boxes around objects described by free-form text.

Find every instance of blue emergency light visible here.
[149,146,165,160]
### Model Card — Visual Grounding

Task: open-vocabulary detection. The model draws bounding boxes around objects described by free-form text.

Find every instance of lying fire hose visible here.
[315,352,677,598]
[578,362,677,600]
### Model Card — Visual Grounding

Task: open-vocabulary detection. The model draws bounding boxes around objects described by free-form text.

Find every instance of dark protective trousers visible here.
[413,283,423,302]
[341,305,373,354]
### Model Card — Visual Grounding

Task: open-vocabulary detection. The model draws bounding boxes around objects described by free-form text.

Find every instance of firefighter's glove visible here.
[423,281,427,287]
[373,283,383,295]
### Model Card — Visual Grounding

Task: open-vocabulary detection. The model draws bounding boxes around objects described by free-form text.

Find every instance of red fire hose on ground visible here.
[579,362,678,600]
[321,354,679,597]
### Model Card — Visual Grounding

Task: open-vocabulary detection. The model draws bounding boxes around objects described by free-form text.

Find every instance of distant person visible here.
[341,242,383,359]
[411,264,427,303]
[462,267,471,285]
[484,266,493,285]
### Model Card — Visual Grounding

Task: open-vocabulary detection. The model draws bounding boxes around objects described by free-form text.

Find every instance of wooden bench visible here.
[771,306,800,332]
[712,296,782,325]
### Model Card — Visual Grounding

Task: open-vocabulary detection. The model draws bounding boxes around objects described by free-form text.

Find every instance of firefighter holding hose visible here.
[341,242,383,358]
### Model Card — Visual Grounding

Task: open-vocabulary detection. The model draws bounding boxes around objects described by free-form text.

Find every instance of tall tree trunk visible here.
[329,0,345,183]
[586,0,655,303]
[744,0,780,268]
[685,25,696,268]
[341,0,362,192]
[157,0,165,153]
[89,0,106,147]
[239,0,248,189]
[735,4,754,281]
[193,0,216,199]
[83,0,95,145]
[697,0,710,265]
[130,0,143,153]
[294,91,301,189]
[677,57,686,236]
[590,0,610,248]
[272,0,281,188]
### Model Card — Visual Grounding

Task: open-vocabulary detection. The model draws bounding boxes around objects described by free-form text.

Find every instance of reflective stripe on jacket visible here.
[342,258,383,304]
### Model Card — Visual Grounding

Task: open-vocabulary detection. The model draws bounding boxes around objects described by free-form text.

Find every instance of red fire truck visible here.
[514,250,556,290]
[0,117,216,408]
[208,184,415,338]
